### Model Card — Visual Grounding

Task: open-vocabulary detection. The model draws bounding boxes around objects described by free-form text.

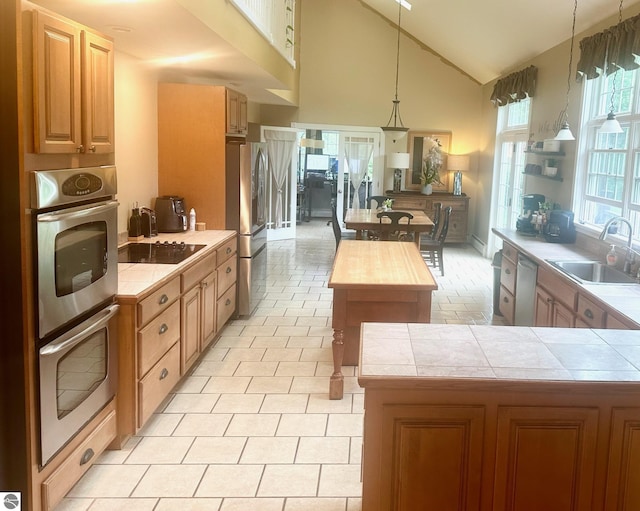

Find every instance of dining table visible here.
[343,208,434,247]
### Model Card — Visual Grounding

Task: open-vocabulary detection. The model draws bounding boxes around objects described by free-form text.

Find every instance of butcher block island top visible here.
[327,241,438,399]
[358,322,640,511]
[328,240,437,290]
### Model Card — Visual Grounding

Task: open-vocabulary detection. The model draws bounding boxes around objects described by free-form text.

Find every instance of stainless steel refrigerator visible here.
[226,140,267,316]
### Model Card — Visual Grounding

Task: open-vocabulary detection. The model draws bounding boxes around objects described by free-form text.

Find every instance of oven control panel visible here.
[62,173,103,197]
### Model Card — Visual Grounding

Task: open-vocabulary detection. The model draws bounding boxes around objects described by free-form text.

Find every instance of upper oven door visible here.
[35,199,118,339]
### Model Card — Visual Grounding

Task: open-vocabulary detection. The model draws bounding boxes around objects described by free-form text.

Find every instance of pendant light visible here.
[381,0,409,143]
[599,0,624,134]
[554,0,578,141]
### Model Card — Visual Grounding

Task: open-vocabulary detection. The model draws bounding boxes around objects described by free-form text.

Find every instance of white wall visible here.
[114,52,160,236]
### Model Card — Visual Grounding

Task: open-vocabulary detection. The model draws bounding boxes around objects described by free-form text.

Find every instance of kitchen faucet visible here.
[598,216,638,274]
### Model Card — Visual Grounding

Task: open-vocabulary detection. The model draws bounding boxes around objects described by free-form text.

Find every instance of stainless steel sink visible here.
[546,260,638,284]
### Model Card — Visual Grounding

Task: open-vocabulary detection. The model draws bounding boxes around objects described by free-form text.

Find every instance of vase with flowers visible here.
[420,137,444,195]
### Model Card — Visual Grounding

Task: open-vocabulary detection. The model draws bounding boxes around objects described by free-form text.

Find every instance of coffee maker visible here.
[516,194,545,234]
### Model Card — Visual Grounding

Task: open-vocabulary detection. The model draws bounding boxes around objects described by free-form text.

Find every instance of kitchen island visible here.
[359,322,640,511]
[328,240,438,399]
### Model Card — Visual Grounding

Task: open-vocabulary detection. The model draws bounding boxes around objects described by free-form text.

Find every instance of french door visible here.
[488,136,527,255]
[335,131,381,225]
[261,126,303,241]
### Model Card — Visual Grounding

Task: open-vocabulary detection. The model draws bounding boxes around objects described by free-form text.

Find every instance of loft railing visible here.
[230,0,296,67]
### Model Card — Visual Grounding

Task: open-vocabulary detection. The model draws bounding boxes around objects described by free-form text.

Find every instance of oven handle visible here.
[40,304,119,356]
[36,199,119,223]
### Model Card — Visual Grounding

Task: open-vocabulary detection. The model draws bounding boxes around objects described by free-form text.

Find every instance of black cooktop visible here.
[118,241,206,264]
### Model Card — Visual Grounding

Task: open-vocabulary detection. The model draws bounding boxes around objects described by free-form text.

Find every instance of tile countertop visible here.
[359,323,640,385]
[117,230,236,299]
[493,228,640,326]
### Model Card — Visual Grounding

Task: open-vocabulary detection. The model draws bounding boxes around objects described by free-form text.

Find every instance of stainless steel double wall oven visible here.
[31,165,119,466]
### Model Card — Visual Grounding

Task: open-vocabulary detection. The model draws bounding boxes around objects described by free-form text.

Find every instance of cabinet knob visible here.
[226,267,232,274]
[89,145,96,152]
[503,296,509,303]
[225,299,231,306]
[546,297,553,303]
[76,145,84,153]
[159,368,169,380]
[226,247,232,254]
[159,294,169,305]
[80,448,95,466]
[584,308,594,320]
[159,323,168,334]
[505,268,511,275]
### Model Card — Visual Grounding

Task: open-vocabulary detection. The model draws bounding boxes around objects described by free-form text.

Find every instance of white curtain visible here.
[264,129,297,228]
[345,137,374,209]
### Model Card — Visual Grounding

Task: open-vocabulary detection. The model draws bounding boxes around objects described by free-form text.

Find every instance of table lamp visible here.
[387,152,410,193]
[447,154,470,196]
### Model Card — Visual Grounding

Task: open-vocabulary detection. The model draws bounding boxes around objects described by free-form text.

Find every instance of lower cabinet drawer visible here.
[41,408,117,511]
[500,257,517,295]
[217,256,237,297]
[499,285,515,325]
[393,197,428,210]
[577,294,606,328]
[137,301,181,377]
[217,283,237,327]
[138,342,181,426]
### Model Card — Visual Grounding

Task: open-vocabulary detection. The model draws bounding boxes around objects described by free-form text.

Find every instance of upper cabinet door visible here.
[82,30,114,154]
[33,10,82,154]
[32,10,114,154]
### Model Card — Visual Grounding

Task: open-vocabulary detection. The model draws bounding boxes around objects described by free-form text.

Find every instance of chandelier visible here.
[381,1,409,143]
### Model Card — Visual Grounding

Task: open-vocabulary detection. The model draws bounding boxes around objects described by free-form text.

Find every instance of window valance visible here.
[490,66,537,106]
[577,14,640,81]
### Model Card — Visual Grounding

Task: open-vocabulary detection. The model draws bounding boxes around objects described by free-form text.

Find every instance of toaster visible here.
[543,210,576,243]
[155,196,188,233]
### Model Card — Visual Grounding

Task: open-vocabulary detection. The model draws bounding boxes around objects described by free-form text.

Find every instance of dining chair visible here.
[376,211,414,242]
[421,206,452,275]
[427,202,442,241]
[331,199,356,249]
[367,195,389,209]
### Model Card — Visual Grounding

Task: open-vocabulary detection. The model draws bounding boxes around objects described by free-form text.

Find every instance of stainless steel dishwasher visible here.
[514,254,538,326]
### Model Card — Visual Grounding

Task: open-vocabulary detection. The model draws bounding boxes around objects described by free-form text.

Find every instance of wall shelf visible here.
[523,172,563,182]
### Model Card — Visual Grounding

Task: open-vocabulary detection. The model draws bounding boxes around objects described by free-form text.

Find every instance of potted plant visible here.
[420,137,444,195]
[382,198,394,211]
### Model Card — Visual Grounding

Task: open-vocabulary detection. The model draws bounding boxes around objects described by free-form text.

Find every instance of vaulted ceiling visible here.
[26,0,640,103]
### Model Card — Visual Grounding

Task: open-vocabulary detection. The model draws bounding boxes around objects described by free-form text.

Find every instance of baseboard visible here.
[470,234,487,257]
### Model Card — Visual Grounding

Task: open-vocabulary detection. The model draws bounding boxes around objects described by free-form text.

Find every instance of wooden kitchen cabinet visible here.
[386,192,470,243]
[31,10,114,154]
[116,238,238,444]
[158,83,250,229]
[216,237,238,327]
[226,88,248,135]
[180,252,217,373]
[498,241,517,324]
[360,324,640,511]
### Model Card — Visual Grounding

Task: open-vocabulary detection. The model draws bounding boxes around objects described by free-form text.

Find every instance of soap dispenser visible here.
[606,245,618,266]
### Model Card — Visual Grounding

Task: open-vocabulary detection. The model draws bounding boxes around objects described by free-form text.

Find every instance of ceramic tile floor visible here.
[55,219,505,511]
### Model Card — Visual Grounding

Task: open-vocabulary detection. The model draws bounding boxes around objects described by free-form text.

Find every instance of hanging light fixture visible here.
[555,0,578,141]
[381,0,409,143]
[599,0,624,134]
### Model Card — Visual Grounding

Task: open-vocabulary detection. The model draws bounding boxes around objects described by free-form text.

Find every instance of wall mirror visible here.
[406,131,452,192]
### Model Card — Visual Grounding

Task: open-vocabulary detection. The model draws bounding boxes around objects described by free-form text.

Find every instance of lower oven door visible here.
[39,303,119,466]
[35,199,118,339]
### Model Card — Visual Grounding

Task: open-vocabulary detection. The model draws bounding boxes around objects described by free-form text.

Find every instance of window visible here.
[494,98,531,229]
[575,68,640,241]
